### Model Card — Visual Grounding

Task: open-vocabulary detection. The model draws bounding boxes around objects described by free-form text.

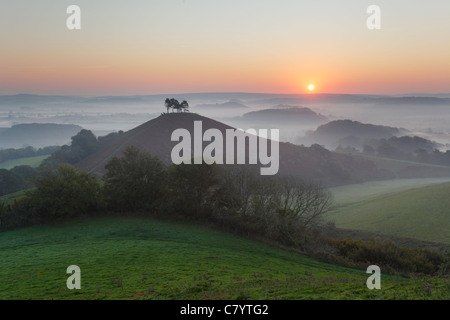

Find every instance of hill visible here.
[75,113,450,186]
[194,99,250,110]
[300,120,403,149]
[0,216,447,299]
[0,155,48,169]
[240,106,328,125]
[0,123,83,149]
[328,181,450,244]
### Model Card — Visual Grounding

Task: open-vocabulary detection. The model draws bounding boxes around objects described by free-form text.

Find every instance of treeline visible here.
[0,146,447,276]
[42,129,124,167]
[337,136,450,166]
[0,166,37,196]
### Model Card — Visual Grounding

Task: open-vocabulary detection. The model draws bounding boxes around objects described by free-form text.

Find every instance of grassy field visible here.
[0,216,448,300]
[328,180,450,244]
[1,190,28,204]
[0,155,48,169]
[330,177,450,205]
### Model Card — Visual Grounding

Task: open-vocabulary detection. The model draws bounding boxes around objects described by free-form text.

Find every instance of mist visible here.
[1,93,450,149]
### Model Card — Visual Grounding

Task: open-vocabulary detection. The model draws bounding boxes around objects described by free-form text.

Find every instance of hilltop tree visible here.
[180,100,189,112]
[164,98,189,113]
[164,98,172,113]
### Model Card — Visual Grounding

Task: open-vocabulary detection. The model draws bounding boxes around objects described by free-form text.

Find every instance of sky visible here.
[1,0,450,96]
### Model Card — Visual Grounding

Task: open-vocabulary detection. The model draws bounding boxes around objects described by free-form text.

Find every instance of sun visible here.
[308,84,315,92]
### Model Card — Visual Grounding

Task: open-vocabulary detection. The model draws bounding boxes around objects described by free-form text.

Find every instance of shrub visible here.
[26,164,101,218]
[0,197,38,230]
[167,161,221,218]
[103,146,168,212]
[334,238,446,275]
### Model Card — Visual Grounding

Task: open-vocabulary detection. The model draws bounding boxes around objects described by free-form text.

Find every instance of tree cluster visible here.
[0,166,37,196]
[42,129,124,167]
[164,98,189,113]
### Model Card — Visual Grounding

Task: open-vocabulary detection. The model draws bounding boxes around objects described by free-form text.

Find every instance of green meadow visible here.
[0,216,448,300]
[328,179,450,244]
[0,155,48,170]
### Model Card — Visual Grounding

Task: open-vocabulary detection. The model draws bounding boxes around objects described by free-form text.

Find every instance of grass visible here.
[330,177,450,206]
[0,215,448,300]
[328,181,450,244]
[0,155,48,169]
[1,190,28,205]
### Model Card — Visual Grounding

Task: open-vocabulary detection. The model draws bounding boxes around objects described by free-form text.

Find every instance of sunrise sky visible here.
[1,0,450,96]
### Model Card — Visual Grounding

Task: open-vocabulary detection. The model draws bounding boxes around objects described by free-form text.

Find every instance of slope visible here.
[328,182,450,244]
[0,216,447,299]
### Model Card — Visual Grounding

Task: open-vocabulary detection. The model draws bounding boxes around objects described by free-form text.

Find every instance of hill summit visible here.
[76,113,235,176]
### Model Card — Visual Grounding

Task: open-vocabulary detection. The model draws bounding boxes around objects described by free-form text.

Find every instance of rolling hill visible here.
[328,181,450,244]
[299,120,403,149]
[194,100,250,110]
[0,215,447,299]
[0,155,49,169]
[240,106,328,125]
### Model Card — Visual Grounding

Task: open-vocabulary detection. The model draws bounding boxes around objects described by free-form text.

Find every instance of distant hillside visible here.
[75,113,450,186]
[300,120,403,149]
[383,136,441,154]
[194,99,250,110]
[328,181,450,244]
[0,155,49,170]
[2,93,450,106]
[240,106,328,125]
[0,123,83,149]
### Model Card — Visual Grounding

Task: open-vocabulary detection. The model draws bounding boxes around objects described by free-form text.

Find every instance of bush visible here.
[42,130,99,167]
[103,146,168,212]
[0,197,38,230]
[334,239,446,275]
[26,164,101,219]
[167,161,222,218]
[221,171,332,246]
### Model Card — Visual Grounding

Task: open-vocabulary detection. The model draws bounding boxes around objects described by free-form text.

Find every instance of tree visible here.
[215,165,260,216]
[27,164,101,218]
[273,176,332,228]
[42,129,99,167]
[165,98,171,113]
[71,129,98,155]
[103,146,168,211]
[164,98,189,113]
[180,100,189,112]
[0,169,24,196]
[10,165,37,184]
[168,161,221,217]
[237,173,332,245]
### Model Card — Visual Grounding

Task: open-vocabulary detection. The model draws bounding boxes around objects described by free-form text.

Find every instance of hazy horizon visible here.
[3,91,450,98]
[1,0,450,96]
